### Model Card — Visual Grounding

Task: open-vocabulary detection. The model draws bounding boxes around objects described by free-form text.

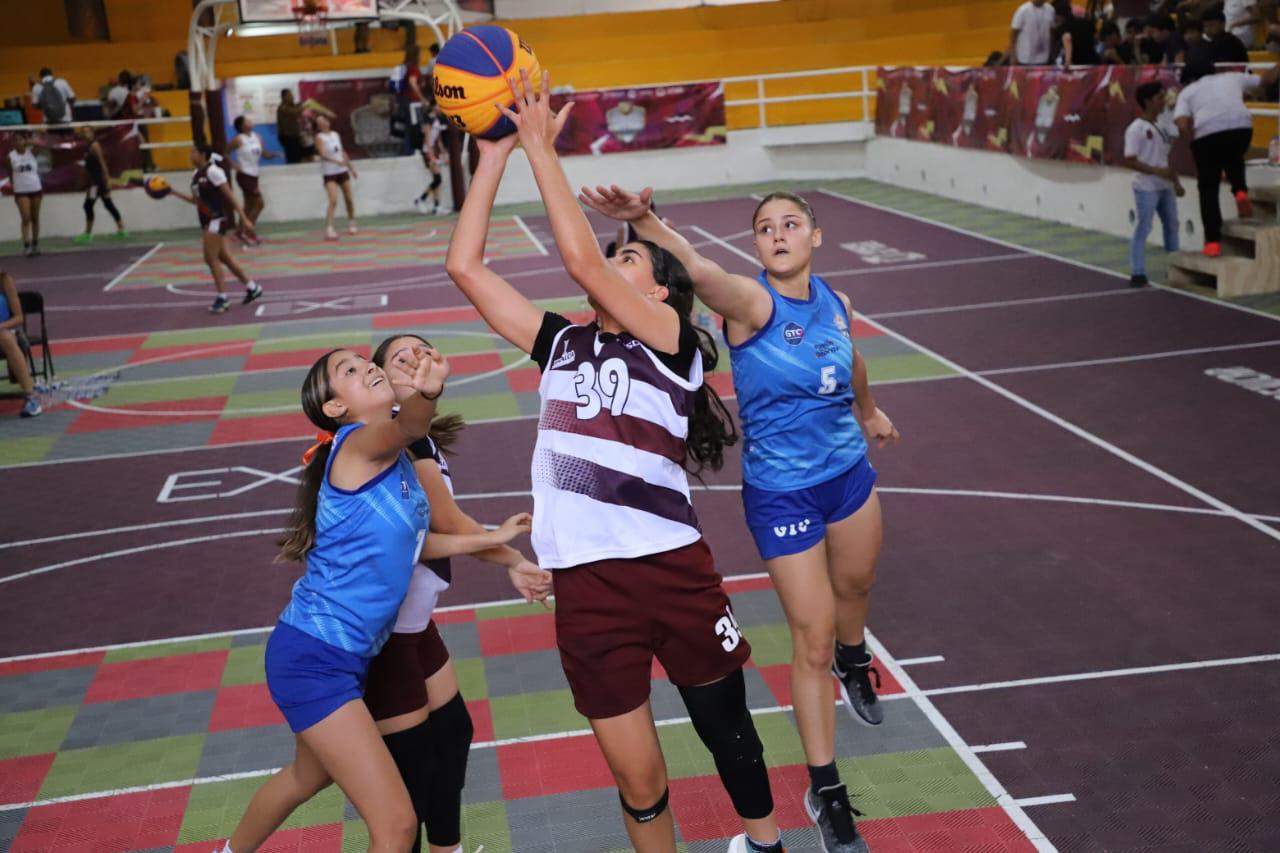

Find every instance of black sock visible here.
[835,640,870,669]
[807,761,840,794]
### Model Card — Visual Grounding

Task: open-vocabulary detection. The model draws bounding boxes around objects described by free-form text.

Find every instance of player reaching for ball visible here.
[163,143,263,314]
[580,183,900,852]
[446,69,786,853]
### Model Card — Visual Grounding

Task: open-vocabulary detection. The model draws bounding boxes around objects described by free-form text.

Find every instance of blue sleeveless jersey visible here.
[279,423,429,657]
[728,272,868,490]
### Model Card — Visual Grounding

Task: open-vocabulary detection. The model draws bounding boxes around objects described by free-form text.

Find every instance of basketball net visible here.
[292,1,330,46]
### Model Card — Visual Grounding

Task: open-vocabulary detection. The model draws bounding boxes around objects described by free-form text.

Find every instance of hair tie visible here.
[302,430,335,466]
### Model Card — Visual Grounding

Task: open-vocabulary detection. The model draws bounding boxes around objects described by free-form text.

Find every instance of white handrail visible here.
[1,115,190,134]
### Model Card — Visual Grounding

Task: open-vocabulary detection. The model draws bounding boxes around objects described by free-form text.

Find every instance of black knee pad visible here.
[421,692,472,847]
[679,669,774,820]
[620,787,669,824]
[429,173,442,190]
[83,197,96,218]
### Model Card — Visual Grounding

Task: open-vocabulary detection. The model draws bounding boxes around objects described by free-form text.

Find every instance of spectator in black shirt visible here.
[1139,14,1178,63]
[1098,21,1135,63]
[1203,9,1252,62]
[1176,18,1207,62]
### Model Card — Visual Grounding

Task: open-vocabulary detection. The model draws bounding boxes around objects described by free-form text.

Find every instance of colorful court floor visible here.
[0,575,1033,853]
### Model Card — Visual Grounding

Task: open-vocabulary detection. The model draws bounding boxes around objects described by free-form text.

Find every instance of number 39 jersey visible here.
[728,272,867,491]
[530,313,704,569]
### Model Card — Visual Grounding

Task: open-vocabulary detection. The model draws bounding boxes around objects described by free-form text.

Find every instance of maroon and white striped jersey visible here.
[530,313,703,569]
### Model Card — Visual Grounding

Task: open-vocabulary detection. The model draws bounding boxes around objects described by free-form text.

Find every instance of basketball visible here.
[144,175,171,199]
[432,25,541,140]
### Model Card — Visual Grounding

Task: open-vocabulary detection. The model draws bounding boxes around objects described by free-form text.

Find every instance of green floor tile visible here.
[742,623,793,667]
[104,636,233,663]
[250,331,373,355]
[38,734,205,800]
[342,818,371,851]
[473,601,554,622]
[144,325,264,349]
[488,688,582,740]
[863,353,955,383]
[0,434,58,465]
[220,645,268,687]
[752,709,809,767]
[95,374,239,407]
[0,705,79,759]
[178,775,347,843]
[837,747,996,820]
[431,334,514,356]
[656,721,718,779]
[461,800,511,852]
[222,387,302,417]
[453,657,488,700]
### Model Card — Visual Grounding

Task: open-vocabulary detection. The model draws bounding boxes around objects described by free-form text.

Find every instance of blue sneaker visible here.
[20,396,42,418]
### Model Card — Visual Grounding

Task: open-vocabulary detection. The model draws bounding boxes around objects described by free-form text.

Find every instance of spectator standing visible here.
[1124,82,1183,287]
[30,68,75,125]
[1009,0,1057,64]
[1225,0,1262,48]
[105,71,134,119]
[1053,1,1100,64]
[7,132,45,257]
[1203,9,1252,61]
[1174,58,1280,256]
[277,89,307,164]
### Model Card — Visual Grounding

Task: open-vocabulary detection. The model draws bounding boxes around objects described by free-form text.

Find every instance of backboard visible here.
[237,0,379,23]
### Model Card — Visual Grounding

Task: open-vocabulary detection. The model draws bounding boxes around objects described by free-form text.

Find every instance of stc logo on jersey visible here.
[774,519,812,538]
[782,322,806,346]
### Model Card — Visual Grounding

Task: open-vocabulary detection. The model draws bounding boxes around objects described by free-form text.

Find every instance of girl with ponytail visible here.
[444,70,783,853]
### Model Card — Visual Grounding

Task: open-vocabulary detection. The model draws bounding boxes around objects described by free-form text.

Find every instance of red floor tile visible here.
[209,683,285,732]
[860,807,1037,852]
[0,753,55,806]
[505,366,543,394]
[83,649,229,704]
[706,371,736,397]
[851,319,884,338]
[431,608,475,625]
[475,613,557,656]
[0,651,105,677]
[242,345,371,373]
[671,763,813,841]
[128,340,255,365]
[496,732,615,800]
[11,785,190,853]
[724,575,775,594]
[373,306,481,328]
[42,334,147,356]
[174,822,344,853]
[209,412,312,445]
[467,698,494,744]
[66,396,228,434]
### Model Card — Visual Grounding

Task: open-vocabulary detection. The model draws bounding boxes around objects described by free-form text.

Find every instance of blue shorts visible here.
[742,456,878,561]
[265,621,371,733]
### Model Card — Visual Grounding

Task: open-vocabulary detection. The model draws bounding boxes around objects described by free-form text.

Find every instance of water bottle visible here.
[1270,136,1280,166]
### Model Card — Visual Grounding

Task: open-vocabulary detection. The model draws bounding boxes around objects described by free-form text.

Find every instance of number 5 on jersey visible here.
[818,364,837,395]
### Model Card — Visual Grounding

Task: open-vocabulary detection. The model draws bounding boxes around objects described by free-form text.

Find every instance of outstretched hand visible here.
[508,558,553,608]
[578,184,653,223]
[391,344,450,398]
[496,69,574,154]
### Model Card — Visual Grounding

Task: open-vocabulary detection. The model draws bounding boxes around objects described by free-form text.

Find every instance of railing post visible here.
[757,77,766,129]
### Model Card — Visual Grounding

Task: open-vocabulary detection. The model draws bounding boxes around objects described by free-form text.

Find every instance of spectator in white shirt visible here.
[30,68,75,125]
[1008,0,1056,65]
[1124,83,1184,287]
[1174,58,1280,255]
[1224,0,1262,48]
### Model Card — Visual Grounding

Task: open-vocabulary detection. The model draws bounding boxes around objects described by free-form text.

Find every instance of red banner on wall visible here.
[297,77,403,160]
[549,82,726,156]
[0,124,144,195]
[876,65,1193,173]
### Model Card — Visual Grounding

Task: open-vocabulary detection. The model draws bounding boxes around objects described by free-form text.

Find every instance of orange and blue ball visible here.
[432,25,541,140]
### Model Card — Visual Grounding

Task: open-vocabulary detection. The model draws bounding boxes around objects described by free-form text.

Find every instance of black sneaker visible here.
[1129,274,1148,288]
[833,652,884,726]
[804,784,868,853]
[242,284,264,305]
[209,295,230,314]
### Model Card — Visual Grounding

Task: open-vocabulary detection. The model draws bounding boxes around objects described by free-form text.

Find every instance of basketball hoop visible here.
[292,0,330,46]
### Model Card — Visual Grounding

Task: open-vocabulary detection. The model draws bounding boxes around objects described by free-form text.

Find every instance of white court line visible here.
[971,742,1028,754]
[102,242,164,292]
[896,655,946,666]
[866,629,1057,851]
[513,214,549,256]
[1015,795,1077,808]
[921,651,1280,697]
[816,187,1280,327]
[9,479,1280,555]
[869,287,1141,318]
[824,252,1031,279]
[978,339,1280,377]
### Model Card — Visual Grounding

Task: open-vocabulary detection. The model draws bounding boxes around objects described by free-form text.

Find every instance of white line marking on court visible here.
[1015,795,1077,808]
[0,510,293,550]
[866,629,1057,851]
[816,187,1280,327]
[978,339,1280,376]
[513,214,549,256]
[825,252,1031,279]
[102,242,164,292]
[922,651,1280,697]
[972,742,1028,754]
[869,287,1140,317]
[896,655,946,666]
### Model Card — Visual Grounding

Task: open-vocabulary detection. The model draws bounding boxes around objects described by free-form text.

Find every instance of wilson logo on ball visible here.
[435,81,466,100]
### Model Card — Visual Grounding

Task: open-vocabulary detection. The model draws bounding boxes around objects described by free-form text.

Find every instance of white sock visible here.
[246,281,258,291]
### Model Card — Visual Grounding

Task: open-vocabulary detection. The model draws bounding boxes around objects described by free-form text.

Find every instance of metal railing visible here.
[1,115,192,151]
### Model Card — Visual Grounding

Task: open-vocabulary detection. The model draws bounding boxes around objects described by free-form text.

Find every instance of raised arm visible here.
[444,134,546,354]
[579,185,772,331]
[499,71,681,351]
[342,346,449,468]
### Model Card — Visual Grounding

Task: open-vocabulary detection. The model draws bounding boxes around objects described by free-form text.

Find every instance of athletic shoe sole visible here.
[804,792,869,853]
[834,667,884,727]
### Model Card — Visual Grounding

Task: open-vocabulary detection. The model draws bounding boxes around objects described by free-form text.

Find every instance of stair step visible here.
[1167,251,1250,276]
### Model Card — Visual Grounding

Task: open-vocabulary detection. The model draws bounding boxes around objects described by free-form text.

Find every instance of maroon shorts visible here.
[323,171,349,186]
[553,538,751,720]
[236,172,260,197]
[363,621,450,721]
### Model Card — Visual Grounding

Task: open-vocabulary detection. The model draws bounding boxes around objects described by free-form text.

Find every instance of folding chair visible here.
[18,290,54,382]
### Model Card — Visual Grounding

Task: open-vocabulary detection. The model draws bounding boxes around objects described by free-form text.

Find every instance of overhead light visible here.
[231,22,310,37]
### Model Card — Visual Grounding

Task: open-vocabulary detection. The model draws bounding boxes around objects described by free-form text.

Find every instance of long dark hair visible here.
[278,350,342,563]
[636,240,738,475]
[371,334,465,455]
